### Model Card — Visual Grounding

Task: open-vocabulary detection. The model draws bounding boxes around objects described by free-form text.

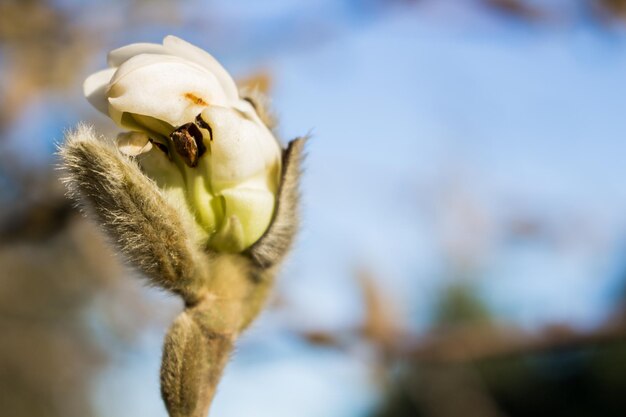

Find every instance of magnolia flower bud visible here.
[84,36,282,252]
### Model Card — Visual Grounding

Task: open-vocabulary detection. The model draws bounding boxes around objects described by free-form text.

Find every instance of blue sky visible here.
[269,4,626,329]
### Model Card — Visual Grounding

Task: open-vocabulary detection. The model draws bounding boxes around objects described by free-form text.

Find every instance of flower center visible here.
[169,122,206,167]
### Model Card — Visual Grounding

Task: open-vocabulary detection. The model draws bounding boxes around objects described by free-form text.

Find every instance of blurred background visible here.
[2,0,626,416]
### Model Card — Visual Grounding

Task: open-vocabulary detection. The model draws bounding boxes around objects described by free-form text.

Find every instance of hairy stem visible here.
[161,310,235,417]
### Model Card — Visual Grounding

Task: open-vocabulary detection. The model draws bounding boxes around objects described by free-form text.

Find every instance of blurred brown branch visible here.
[598,0,626,19]
[0,196,75,245]
[293,269,626,365]
[482,0,547,21]
[0,216,115,417]
[406,320,626,363]
[296,318,626,365]
[0,0,95,132]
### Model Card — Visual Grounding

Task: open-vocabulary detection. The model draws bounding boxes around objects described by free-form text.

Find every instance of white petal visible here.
[108,54,229,127]
[198,106,281,190]
[130,114,173,137]
[116,131,152,156]
[108,53,199,87]
[207,185,277,252]
[216,187,276,251]
[108,105,128,128]
[163,35,239,103]
[107,42,167,67]
[83,68,116,115]
[108,106,142,131]
[108,108,168,142]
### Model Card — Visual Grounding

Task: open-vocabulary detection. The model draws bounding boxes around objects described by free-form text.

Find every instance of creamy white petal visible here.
[109,108,169,143]
[116,131,152,156]
[199,106,281,188]
[211,186,275,252]
[107,105,131,130]
[163,35,239,103]
[108,53,209,87]
[83,68,116,116]
[108,56,229,127]
[107,42,167,67]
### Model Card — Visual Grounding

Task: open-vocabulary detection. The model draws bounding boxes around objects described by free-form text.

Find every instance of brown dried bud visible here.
[170,123,206,167]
